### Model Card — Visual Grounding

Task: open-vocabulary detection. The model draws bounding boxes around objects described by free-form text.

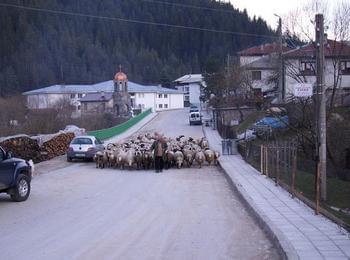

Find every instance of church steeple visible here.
[112,66,130,116]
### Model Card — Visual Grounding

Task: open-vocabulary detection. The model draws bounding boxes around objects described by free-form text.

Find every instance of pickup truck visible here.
[0,146,32,202]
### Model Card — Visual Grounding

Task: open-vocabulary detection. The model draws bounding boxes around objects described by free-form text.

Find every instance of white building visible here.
[283,40,350,104]
[243,55,277,94]
[23,79,184,116]
[238,42,290,66]
[238,43,292,99]
[174,74,204,107]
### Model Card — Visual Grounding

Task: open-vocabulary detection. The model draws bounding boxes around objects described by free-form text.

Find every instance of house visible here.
[238,42,291,66]
[23,70,184,116]
[243,54,278,97]
[283,39,350,104]
[80,92,114,115]
[174,74,204,107]
[238,43,292,100]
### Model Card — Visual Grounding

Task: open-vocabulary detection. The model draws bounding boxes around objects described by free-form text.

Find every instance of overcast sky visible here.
[229,0,343,30]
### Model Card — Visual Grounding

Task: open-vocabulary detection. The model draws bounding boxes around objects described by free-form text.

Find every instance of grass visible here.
[294,171,350,227]
[246,157,350,228]
[236,111,266,134]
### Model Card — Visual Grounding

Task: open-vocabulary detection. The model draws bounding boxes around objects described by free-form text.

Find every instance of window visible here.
[78,93,83,98]
[71,138,93,145]
[70,93,76,99]
[251,71,262,80]
[185,86,190,92]
[138,93,144,98]
[158,94,162,98]
[164,94,168,98]
[159,104,163,108]
[184,95,190,101]
[340,61,350,75]
[300,60,315,75]
[164,104,168,108]
[78,105,81,111]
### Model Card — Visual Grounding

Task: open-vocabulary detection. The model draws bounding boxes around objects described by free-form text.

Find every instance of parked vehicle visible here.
[0,146,32,202]
[189,111,202,125]
[189,106,199,113]
[66,136,104,162]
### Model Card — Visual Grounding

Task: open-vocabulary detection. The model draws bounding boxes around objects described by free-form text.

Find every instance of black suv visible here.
[0,146,32,202]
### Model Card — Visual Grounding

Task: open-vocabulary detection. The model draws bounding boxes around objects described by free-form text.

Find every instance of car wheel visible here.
[10,174,31,202]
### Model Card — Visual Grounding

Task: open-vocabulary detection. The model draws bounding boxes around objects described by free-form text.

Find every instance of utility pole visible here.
[315,13,327,201]
[277,16,283,103]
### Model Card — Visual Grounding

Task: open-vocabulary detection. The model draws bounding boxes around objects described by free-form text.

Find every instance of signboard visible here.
[293,83,313,97]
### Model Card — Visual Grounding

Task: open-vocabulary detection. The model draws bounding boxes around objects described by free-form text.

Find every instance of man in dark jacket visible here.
[151,134,168,173]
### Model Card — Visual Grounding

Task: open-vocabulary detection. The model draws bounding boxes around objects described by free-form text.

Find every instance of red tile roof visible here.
[238,43,291,56]
[283,40,350,58]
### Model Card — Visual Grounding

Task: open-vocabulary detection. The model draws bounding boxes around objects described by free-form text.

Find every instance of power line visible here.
[0,2,278,39]
[141,0,238,15]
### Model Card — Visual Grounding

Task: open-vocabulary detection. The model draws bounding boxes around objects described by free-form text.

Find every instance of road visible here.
[0,109,280,260]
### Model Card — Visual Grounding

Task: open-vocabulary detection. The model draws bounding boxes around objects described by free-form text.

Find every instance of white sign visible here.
[293,83,313,97]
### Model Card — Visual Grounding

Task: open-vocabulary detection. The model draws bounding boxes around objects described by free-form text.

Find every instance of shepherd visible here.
[151,133,167,173]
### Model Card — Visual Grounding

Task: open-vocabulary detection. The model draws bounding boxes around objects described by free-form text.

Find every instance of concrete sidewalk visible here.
[203,125,350,260]
[105,112,158,144]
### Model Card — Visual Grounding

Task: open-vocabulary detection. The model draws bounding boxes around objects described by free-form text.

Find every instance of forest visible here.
[0,0,275,96]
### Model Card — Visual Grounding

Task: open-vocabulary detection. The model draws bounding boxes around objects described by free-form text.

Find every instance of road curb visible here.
[202,125,298,260]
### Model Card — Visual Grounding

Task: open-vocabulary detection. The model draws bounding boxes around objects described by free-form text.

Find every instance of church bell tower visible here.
[113,65,131,116]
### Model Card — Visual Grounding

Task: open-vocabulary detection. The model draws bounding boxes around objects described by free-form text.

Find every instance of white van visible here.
[189,111,202,125]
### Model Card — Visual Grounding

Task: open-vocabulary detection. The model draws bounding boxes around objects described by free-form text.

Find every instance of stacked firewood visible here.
[0,135,41,162]
[40,133,75,160]
[0,132,75,163]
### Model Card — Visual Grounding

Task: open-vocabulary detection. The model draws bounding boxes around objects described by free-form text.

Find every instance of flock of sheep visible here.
[94,133,220,170]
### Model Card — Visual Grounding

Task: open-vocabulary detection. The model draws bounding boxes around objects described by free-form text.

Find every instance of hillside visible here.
[0,0,275,95]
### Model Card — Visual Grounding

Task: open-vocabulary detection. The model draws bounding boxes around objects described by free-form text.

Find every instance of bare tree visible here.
[281,0,350,177]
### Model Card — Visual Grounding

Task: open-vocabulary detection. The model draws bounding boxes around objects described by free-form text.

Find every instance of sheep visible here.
[94,150,108,169]
[117,150,127,170]
[164,150,174,169]
[183,148,195,168]
[204,149,215,166]
[125,149,136,170]
[195,151,205,168]
[135,149,143,170]
[174,150,184,169]
[214,151,220,165]
[142,150,153,170]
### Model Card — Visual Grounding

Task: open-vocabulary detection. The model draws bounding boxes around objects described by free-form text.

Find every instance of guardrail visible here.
[88,108,152,140]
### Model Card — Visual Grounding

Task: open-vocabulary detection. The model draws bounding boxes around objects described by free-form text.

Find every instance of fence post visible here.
[316,161,321,215]
[265,145,269,177]
[291,146,297,198]
[276,144,280,186]
[260,145,264,175]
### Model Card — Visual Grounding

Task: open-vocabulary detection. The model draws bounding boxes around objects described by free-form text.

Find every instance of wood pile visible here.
[0,136,41,162]
[0,132,75,163]
[40,133,75,161]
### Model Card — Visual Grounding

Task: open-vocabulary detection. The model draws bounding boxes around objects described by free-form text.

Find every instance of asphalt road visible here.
[0,109,281,260]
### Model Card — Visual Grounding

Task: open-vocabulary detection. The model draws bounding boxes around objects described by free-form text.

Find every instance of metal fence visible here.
[88,108,152,140]
[238,140,350,230]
